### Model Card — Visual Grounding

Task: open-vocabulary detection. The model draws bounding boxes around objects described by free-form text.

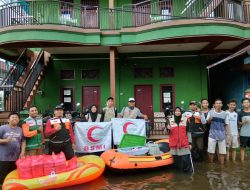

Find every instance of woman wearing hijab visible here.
[167,107,193,173]
[85,105,102,122]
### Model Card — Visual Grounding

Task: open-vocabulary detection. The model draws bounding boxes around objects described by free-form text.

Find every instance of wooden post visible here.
[110,47,116,103]
[109,0,114,9]
[109,0,114,29]
[243,0,250,23]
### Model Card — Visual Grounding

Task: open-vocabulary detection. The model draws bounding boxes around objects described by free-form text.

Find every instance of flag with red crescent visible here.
[74,122,112,153]
[111,118,146,145]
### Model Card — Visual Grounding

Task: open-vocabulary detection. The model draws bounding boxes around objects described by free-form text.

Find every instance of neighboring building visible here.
[0,0,249,121]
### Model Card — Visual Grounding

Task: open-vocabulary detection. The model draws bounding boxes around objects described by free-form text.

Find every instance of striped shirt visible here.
[207,110,228,141]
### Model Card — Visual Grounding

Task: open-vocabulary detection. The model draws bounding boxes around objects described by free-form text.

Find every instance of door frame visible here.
[160,84,175,112]
[134,84,154,116]
[60,86,75,111]
[81,86,101,111]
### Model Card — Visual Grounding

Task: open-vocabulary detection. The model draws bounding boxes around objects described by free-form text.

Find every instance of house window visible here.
[81,69,100,80]
[159,67,174,77]
[61,0,73,15]
[60,69,75,80]
[61,87,74,111]
[134,68,153,78]
[160,85,175,111]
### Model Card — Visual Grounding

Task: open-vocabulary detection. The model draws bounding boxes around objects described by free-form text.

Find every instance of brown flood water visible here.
[64,159,250,190]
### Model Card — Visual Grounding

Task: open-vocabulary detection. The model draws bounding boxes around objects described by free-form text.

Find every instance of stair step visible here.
[0,112,11,119]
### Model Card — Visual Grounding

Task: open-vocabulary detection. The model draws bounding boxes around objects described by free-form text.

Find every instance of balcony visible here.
[0,0,249,31]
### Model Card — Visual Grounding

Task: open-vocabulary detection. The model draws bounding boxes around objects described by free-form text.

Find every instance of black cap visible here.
[54,105,64,110]
[189,101,197,105]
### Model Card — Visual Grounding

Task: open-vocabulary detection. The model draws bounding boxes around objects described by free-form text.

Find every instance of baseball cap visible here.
[128,98,135,102]
[54,105,64,110]
[189,101,197,105]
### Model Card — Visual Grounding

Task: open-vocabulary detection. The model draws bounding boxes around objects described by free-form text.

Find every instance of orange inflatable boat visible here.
[3,155,105,190]
[101,139,173,170]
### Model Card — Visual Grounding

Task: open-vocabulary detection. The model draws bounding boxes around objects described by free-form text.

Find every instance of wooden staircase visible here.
[200,0,224,17]
[0,50,49,124]
[23,70,45,109]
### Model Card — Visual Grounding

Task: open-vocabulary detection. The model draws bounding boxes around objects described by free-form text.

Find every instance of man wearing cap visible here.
[184,101,206,162]
[119,98,148,120]
[45,105,75,160]
[101,97,117,122]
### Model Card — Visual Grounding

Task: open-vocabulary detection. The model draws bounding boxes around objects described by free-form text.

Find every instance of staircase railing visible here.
[0,50,44,112]
[22,50,44,104]
[0,49,27,87]
[0,49,28,112]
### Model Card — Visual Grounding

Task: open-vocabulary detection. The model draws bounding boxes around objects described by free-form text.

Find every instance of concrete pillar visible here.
[109,47,116,103]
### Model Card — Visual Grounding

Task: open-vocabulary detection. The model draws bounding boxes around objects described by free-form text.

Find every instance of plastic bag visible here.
[16,156,32,179]
[31,155,44,178]
[43,154,55,176]
[53,152,66,173]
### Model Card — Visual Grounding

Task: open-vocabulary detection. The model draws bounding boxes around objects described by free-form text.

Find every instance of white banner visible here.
[74,122,112,153]
[111,118,146,145]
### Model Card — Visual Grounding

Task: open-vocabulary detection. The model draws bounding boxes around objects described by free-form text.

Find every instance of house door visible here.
[134,85,153,120]
[81,0,99,28]
[82,86,100,111]
[60,87,74,111]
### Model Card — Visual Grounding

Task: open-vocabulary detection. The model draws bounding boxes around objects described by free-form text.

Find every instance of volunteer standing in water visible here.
[168,107,193,173]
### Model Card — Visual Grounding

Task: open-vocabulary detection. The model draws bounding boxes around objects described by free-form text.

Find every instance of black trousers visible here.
[48,141,74,160]
[173,154,193,173]
[0,161,16,184]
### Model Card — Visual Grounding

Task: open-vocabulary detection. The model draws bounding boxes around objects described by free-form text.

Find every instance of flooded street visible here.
[65,159,250,190]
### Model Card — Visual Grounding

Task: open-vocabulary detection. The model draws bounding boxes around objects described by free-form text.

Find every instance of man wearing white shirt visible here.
[226,99,238,161]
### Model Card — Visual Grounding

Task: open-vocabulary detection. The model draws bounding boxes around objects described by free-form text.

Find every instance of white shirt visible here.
[226,110,238,136]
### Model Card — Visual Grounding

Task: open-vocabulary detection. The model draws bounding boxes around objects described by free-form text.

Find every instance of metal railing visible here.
[0,0,248,30]
[0,49,27,87]
[22,50,44,104]
[0,50,44,112]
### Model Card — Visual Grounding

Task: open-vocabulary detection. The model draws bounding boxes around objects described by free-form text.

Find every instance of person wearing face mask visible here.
[85,104,102,122]
[118,98,148,120]
[22,106,43,156]
[101,97,117,122]
[167,107,193,173]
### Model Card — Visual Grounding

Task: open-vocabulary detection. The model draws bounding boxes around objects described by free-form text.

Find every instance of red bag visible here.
[53,152,66,174]
[31,155,44,178]
[16,156,32,179]
[43,154,55,176]
[66,156,78,171]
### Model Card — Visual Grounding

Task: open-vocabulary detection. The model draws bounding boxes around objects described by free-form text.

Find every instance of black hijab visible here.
[89,104,98,122]
[174,107,182,125]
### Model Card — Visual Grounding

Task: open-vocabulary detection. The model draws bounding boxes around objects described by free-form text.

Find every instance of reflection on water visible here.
[64,160,250,190]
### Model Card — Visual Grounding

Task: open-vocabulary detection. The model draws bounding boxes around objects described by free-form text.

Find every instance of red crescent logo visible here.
[122,122,135,133]
[87,126,103,143]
